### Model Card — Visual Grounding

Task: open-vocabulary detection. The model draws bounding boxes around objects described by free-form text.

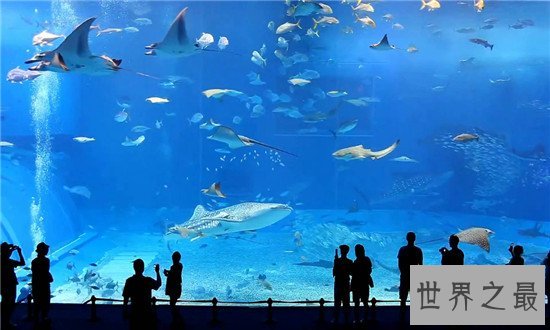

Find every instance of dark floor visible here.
[6,303,549,329]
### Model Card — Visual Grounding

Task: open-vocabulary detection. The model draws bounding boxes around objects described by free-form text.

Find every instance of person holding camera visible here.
[1,242,26,329]
[440,235,464,265]
[122,259,162,330]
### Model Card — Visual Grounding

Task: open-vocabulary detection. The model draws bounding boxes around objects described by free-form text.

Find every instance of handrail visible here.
[82,294,407,324]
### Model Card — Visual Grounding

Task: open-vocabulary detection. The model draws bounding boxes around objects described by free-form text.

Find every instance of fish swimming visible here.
[73,137,95,143]
[333,140,400,161]
[390,156,419,163]
[25,18,121,75]
[287,1,323,17]
[456,227,494,252]
[6,67,42,83]
[469,38,493,50]
[452,133,479,142]
[330,119,358,137]
[370,171,454,206]
[420,0,441,11]
[474,0,485,12]
[121,135,145,147]
[276,21,302,34]
[145,8,198,57]
[207,126,297,156]
[199,118,221,130]
[32,30,64,46]
[370,34,396,50]
[355,15,376,29]
[312,16,339,29]
[167,202,292,240]
[63,185,91,199]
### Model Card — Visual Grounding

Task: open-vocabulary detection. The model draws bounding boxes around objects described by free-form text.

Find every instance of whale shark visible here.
[168,202,292,240]
[25,18,122,75]
[145,7,198,57]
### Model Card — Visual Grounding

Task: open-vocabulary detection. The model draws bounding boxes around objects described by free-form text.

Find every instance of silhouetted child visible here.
[1,242,25,329]
[164,251,183,321]
[507,244,524,265]
[440,234,464,265]
[31,242,53,324]
[351,244,373,324]
[123,259,162,330]
[397,232,423,308]
[332,244,353,323]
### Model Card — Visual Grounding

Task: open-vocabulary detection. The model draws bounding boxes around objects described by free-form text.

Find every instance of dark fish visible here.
[294,259,333,269]
[518,222,550,239]
[469,38,494,50]
[199,244,208,249]
[26,273,33,277]
[509,22,525,29]
[89,263,98,267]
[258,274,267,281]
[89,285,100,290]
[518,19,534,26]
[456,28,476,33]
[23,266,31,270]
[384,285,400,292]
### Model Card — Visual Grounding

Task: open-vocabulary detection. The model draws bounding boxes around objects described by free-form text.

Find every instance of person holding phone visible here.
[122,259,162,330]
[1,242,25,329]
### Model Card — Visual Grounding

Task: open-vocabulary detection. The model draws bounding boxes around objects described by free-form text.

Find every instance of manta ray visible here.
[207,126,297,157]
[167,202,292,240]
[25,18,122,75]
[370,34,396,50]
[145,7,199,57]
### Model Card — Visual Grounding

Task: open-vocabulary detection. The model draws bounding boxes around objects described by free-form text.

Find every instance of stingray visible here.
[201,182,226,198]
[294,259,333,269]
[25,18,122,75]
[145,7,198,57]
[207,126,297,157]
[419,227,494,252]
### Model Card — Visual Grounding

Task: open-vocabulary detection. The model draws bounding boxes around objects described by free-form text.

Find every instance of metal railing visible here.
[81,295,406,324]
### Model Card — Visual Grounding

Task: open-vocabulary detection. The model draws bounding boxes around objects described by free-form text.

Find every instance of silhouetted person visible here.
[332,244,353,323]
[542,251,549,299]
[397,232,423,309]
[123,259,162,330]
[164,251,183,322]
[507,243,524,265]
[440,234,464,265]
[1,242,25,329]
[31,242,53,324]
[351,244,373,324]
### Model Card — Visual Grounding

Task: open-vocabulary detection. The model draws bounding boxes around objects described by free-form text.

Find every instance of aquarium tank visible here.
[1,0,549,305]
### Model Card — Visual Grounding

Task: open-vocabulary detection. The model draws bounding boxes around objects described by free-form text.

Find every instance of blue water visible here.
[1,1,549,304]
